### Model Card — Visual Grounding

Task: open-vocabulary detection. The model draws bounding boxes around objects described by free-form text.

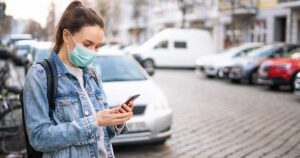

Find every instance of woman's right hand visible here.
[95,108,133,126]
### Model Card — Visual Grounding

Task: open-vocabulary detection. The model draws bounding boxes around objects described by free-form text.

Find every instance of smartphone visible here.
[123,94,140,106]
[119,94,140,113]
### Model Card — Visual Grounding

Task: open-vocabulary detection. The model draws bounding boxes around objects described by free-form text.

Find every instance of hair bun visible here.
[66,0,83,11]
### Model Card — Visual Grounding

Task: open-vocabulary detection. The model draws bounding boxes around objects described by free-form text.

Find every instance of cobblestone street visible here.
[114,69,300,158]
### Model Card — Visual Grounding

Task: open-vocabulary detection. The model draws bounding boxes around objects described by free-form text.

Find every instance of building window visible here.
[251,20,267,43]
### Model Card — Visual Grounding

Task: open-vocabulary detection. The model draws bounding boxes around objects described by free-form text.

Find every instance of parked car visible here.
[31,41,52,62]
[258,47,300,90]
[294,72,300,94]
[92,50,172,145]
[224,43,300,84]
[14,40,37,57]
[131,28,217,74]
[9,34,33,47]
[195,43,263,78]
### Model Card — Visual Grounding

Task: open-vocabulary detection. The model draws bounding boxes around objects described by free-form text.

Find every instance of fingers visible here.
[121,104,133,112]
[127,101,134,109]
[119,106,127,113]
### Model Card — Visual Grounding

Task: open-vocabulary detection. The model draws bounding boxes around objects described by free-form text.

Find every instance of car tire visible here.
[206,74,214,79]
[290,72,298,91]
[143,59,155,76]
[217,69,223,79]
[230,79,240,83]
[269,85,279,90]
[249,72,258,85]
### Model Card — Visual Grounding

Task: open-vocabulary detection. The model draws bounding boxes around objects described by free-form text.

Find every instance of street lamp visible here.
[0,2,6,19]
[178,0,186,28]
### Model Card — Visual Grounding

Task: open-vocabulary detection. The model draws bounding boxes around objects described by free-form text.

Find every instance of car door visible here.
[170,40,189,67]
[151,40,170,66]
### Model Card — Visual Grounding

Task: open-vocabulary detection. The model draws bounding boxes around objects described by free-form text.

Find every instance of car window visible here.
[154,41,168,49]
[34,49,49,61]
[174,41,187,49]
[273,46,299,57]
[247,45,277,58]
[287,47,300,59]
[92,56,147,82]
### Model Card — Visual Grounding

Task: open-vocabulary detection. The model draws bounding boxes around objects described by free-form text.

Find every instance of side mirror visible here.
[147,69,155,76]
[142,59,155,76]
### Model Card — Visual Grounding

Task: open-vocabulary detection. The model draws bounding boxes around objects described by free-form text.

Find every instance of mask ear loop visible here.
[66,31,76,53]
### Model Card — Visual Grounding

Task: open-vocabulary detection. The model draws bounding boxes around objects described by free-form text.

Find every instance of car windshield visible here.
[92,55,147,82]
[287,47,300,59]
[34,49,49,61]
[247,45,277,58]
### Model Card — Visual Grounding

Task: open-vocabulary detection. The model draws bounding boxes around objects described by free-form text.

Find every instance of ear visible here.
[62,29,70,43]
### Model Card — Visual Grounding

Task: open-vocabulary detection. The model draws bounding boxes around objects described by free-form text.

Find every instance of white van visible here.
[131,28,216,73]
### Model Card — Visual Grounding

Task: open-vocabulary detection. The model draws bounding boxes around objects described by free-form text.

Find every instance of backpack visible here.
[20,57,99,158]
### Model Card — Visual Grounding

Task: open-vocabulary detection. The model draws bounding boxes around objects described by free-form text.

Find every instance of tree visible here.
[178,0,187,28]
[24,19,44,40]
[0,2,11,39]
[94,0,121,42]
[131,0,147,43]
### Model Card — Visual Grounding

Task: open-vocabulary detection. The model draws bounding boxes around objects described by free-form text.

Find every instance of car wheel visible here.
[249,72,258,85]
[269,85,279,90]
[230,79,240,83]
[217,69,223,79]
[206,74,214,79]
[290,72,298,91]
[143,59,155,76]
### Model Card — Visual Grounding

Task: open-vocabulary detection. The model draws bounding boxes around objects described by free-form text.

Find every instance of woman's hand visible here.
[96,107,133,126]
[118,101,134,113]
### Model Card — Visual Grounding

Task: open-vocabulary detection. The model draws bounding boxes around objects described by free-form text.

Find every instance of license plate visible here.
[127,122,146,131]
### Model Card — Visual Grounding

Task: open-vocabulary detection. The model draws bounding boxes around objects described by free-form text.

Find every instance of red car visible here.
[258,47,300,90]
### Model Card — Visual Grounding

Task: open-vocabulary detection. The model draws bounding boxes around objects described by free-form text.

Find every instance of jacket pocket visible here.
[94,94,106,111]
[56,96,81,122]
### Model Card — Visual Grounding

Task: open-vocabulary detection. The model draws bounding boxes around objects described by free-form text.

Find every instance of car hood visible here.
[207,55,234,67]
[262,58,296,65]
[102,79,166,107]
[195,53,232,66]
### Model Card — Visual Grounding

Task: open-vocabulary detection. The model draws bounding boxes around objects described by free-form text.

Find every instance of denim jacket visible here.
[23,52,128,158]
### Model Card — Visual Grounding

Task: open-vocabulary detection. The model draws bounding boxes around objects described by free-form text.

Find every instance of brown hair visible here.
[52,0,105,52]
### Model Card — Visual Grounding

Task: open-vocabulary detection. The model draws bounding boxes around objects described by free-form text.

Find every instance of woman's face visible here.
[65,25,104,53]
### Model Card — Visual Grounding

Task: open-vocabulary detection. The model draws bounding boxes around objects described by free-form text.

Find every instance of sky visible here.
[4,0,55,28]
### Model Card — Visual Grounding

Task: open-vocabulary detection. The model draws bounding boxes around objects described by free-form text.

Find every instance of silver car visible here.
[92,50,173,145]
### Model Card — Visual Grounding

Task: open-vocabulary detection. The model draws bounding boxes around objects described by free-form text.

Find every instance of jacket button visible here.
[84,111,90,116]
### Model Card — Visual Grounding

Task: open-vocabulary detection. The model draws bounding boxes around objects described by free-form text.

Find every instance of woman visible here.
[23,1,133,157]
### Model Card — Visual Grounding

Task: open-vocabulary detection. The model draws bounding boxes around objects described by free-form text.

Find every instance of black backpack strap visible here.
[89,67,99,87]
[37,57,57,118]
[20,57,57,158]
[20,89,44,158]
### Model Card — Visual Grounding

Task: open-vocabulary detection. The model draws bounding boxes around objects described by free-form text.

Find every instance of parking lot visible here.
[114,69,300,158]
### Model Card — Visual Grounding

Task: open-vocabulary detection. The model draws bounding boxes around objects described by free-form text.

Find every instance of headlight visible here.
[275,64,291,70]
[295,82,300,89]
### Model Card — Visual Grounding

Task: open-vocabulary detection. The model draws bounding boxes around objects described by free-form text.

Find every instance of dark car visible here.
[224,44,300,84]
